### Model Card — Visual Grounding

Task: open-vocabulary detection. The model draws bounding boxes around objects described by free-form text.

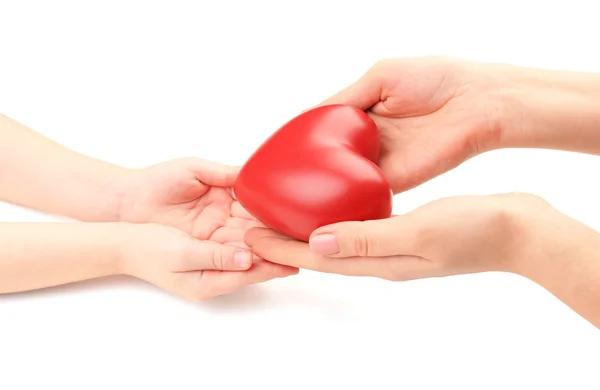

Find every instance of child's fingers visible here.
[183,261,299,301]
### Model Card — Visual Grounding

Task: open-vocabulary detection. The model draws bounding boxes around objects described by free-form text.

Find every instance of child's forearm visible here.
[0,114,130,221]
[0,222,123,293]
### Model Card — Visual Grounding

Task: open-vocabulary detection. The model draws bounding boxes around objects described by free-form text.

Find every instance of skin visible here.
[246,57,600,328]
[0,114,298,300]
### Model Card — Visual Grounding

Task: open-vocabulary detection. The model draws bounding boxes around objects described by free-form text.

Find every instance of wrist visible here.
[110,168,140,223]
[90,222,130,277]
[112,222,142,276]
[483,193,572,274]
[502,194,599,278]
[491,64,600,152]
[508,208,600,327]
[113,222,165,277]
[86,162,133,223]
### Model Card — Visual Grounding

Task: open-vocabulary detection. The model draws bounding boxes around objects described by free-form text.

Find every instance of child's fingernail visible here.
[309,234,339,255]
[234,251,252,269]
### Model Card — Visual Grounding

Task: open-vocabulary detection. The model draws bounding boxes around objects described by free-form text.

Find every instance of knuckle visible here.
[350,228,373,257]
[211,247,225,270]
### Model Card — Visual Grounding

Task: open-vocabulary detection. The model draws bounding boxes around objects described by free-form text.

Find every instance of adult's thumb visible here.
[318,64,385,110]
[308,217,420,258]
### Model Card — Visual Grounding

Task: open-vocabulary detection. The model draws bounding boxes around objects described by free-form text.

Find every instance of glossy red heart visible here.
[234,104,393,242]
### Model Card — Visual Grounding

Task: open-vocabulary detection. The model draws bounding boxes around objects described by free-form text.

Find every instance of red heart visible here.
[234,104,393,242]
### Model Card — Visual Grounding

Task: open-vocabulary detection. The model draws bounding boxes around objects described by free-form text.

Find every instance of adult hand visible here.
[245,193,583,281]
[120,223,298,301]
[245,193,600,327]
[117,158,259,250]
[315,56,506,193]
[317,56,600,193]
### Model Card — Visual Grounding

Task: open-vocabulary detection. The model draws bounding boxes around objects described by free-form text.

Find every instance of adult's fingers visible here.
[245,228,432,280]
[248,235,376,276]
[308,216,424,258]
[245,214,425,261]
[317,62,386,110]
[178,240,254,272]
[244,227,289,243]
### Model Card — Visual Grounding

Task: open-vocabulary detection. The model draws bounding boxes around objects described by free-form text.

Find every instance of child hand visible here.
[116,158,258,250]
[118,223,298,301]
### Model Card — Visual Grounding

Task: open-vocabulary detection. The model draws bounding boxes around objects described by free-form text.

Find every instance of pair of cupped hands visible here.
[119,57,580,302]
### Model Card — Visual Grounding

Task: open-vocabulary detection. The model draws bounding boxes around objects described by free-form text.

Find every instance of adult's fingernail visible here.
[234,251,252,269]
[309,234,339,255]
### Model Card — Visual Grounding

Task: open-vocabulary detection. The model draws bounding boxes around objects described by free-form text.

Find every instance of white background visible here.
[1,1,600,389]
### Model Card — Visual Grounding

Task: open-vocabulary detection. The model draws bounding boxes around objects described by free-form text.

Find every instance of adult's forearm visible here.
[0,222,123,293]
[514,217,600,328]
[495,65,600,154]
[0,114,129,221]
